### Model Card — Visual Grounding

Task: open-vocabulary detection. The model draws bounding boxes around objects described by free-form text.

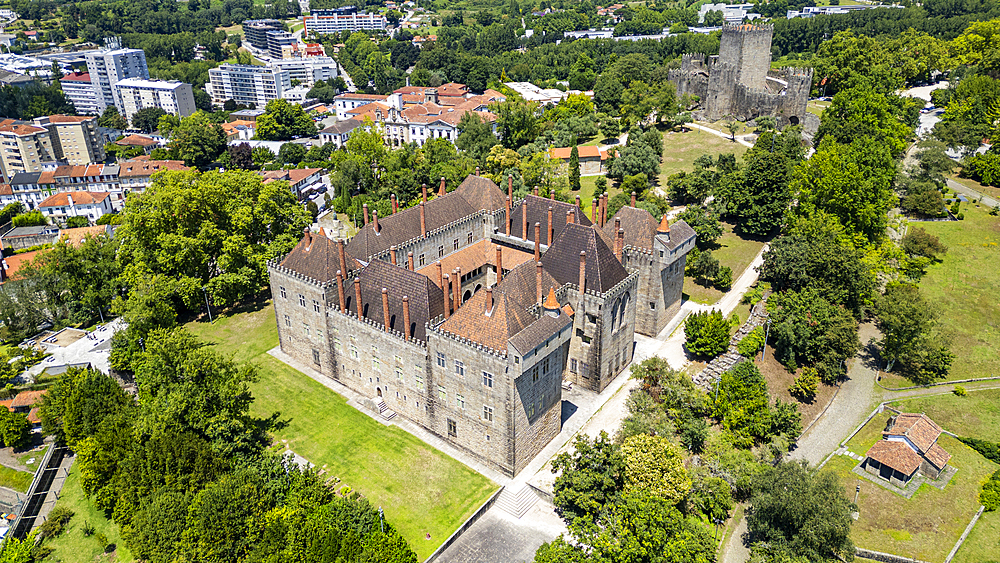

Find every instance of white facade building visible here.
[302,10,387,35]
[37,191,113,223]
[208,64,291,109]
[84,47,150,113]
[59,72,101,116]
[268,57,338,88]
[113,78,197,121]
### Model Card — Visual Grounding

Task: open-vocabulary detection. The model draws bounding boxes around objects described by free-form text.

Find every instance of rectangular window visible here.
[582,362,590,378]
[447,419,457,437]
[543,358,550,374]
[483,405,493,422]
[284,315,290,327]
[467,232,473,244]
[334,337,342,350]
[419,253,425,266]
[454,359,465,376]
[313,299,320,312]
[415,373,424,389]
[453,238,459,250]
[650,301,657,310]
[623,345,630,362]
[316,330,323,340]
[350,344,358,359]
[280,286,287,299]
[394,355,402,365]
[299,294,306,307]
[529,404,535,417]
[438,385,446,401]
[571,358,578,373]
[312,349,320,365]
[396,367,403,381]
[456,394,465,410]
[303,323,309,336]
[438,245,444,257]
[436,352,446,367]
[532,366,539,382]
[483,371,493,388]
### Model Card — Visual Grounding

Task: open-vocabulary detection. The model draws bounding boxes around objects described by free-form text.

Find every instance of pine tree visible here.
[569,144,581,192]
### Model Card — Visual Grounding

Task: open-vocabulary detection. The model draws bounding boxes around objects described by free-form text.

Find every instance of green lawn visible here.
[657,127,748,187]
[571,175,623,222]
[953,509,1000,563]
[184,302,497,560]
[0,464,33,493]
[886,390,1000,442]
[915,203,1000,381]
[830,429,998,561]
[43,470,134,562]
[683,222,767,305]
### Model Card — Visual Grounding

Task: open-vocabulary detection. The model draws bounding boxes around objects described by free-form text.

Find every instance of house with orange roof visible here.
[259,168,324,200]
[863,412,953,487]
[37,191,113,225]
[220,120,257,141]
[59,225,113,248]
[334,92,389,120]
[0,249,41,283]
[548,146,608,175]
[115,134,162,154]
[52,163,123,209]
[117,157,190,193]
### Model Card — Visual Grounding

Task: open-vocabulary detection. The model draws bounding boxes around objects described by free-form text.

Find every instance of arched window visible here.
[611,297,621,330]
[619,292,630,327]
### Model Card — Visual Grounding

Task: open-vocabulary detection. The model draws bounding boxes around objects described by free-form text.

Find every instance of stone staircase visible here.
[374,398,396,421]
[495,484,540,519]
[693,295,770,390]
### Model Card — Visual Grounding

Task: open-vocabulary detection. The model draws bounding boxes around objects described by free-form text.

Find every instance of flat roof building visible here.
[208,64,291,109]
[303,9,387,36]
[84,47,150,113]
[113,78,196,122]
[59,72,100,116]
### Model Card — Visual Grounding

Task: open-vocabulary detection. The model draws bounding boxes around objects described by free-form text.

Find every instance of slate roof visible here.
[885,413,944,455]
[542,222,628,294]
[8,172,40,185]
[866,440,922,476]
[508,194,591,243]
[279,228,361,283]
[605,206,697,252]
[343,258,444,342]
[346,174,505,260]
[320,119,363,134]
[508,310,572,357]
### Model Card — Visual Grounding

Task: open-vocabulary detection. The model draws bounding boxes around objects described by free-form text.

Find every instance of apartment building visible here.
[208,64,291,109]
[243,19,284,51]
[5,170,56,208]
[84,46,150,113]
[118,156,189,193]
[113,79,197,121]
[37,191,113,224]
[0,119,56,182]
[303,8,387,35]
[266,30,298,59]
[268,57,338,88]
[59,72,101,116]
[34,115,105,165]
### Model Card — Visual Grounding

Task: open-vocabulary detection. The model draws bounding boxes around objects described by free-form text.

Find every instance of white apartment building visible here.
[302,10,387,35]
[113,79,197,121]
[208,64,291,109]
[267,57,338,88]
[84,47,150,113]
[333,92,388,120]
[60,72,101,115]
[37,191,113,224]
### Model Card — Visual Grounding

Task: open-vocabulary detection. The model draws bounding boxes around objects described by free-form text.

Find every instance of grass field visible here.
[683,222,766,305]
[572,175,623,221]
[43,470,134,562]
[657,127,748,186]
[184,302,497,560]
[948,173,1000,202]
[0,464,32,493]
[953,509,1000,563]
[830,425,998,561]
[914,203,1000,381]
[885,389,1000,442]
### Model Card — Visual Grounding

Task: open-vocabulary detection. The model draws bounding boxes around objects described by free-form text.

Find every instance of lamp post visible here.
[202,286,213,322]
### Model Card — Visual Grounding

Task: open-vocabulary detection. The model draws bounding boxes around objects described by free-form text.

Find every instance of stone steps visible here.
[495,484,540,519]
[374,398,396,421]
[693,295,770,389]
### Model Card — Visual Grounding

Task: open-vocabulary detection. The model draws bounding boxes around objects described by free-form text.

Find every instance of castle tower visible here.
[718,23,773,91]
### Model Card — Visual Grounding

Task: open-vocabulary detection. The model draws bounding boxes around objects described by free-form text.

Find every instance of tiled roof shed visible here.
[865,440,922,476]
[885,413,944,454]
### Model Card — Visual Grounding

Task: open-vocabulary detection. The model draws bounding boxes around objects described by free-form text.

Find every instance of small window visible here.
[570,358,578,373]
[529,404,535,417]
[483,405,493,422]
[312,349,320,365]
[456,394,465,410]
[316,330,323,340]
[623,344,630,362]
[650,301,656,310]
[467,232,473,244]
[483,371,493,388]
[436,352,446,367]
[438,385,446,401]
[582,362,590,379]
[280,286,287,299]
[454,359,465,376]
[303,323,310,336]
[514,356,520,364]
[438,245,444,257]
[453,238,459,250]
[313,299,320,312]
[532,366,539,382]
[299,294,306,307]
[284,315,290,327]
[396,367,403,381]
[543,358,550,374]
[394,355,402,364]
[419,253,425,266]
[350,344,358,359]
[447,419,457,437]
[334,337,342,350]
[415,373,424,388]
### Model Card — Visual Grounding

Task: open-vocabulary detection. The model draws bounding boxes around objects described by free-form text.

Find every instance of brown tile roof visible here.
[416,239,534,285]
[116,134,159,147]
[925,442,952,469]
[260,168,321,185]
[885,413,944,455]
[59,225,110,247]
[549,146,606,160]
[37,171,56,184]
[346,174,506,260]
[542,222,627,294]
[509,194,591,244]
[1,250,41,281]
[335,93,389,101]
[53,164,109,178]
[46,115,95,124]
[279,228,361,283]
[606,206,697,252]
[508,309,572,357]
[27,407,40,424]
[0,121,47,136]
[0,399,14,412]
[118,158,189,177]
[11,390,47,409]
[342,258,444,341]
[866,440,922,476]
[39,191,110,207]
[0,184,10,196]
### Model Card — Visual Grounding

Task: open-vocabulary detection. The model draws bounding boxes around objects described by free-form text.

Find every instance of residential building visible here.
[504,82,569,105]
[863,413,953,487]
[221,120,256,141]
[333,92,388,120]
[52,164,123,208]
[5,170,56,208]
[33,115,105,165]
[84,46,150,113]
[114,134,162,155]
[208,64,291,109]
[37,191,114,224]
[268,57,338,88]
[243,19,284,51]
[548,146,608,175]
[267,30,298,59]
[113,79,196,121]
[259,167,323,199]
[0,249,41,282]
[282,85,312,104]
[302,8,387,35]
[786,4,897,18]
[117,156,189,194]
[319,119,363,148]
[268,174,695,477]
[0,119,57,181]
[0,224,60,251]
[59,72,101,115]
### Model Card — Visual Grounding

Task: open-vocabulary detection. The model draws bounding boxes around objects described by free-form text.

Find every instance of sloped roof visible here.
[118,158,189,177]
[60,225,110,247]
[8,171,40,185]
[116,134,159,147]
[279,228,361,283]
[46,115,95,124]
[508,309,572,357]
[321,119,363,135]
[1,250,41,281]
[885,413,944,455]
[606,206,697,252]
[346,174,505,260]
[542,222,627,294]
[415,239,534,286]
[866,440,922,476]
[11,389,47,409]
[260,168,321,184]
[508,194,591,244]
[60,72,91,83]
[342,258,444,342]
[549,146,606,160]
[38,191,110,207]
[925,442,952,469]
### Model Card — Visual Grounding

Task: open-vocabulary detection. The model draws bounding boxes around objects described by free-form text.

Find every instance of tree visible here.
[132,107,167,133]
[902,227,947,261]
[252,146,275,166]
[874,283,953,383]
[747,461,855,562]
[815,86,913,157]
[719,129,800,236]
[491,98,540,150]
[677,206,723,248]
[227,142,254,170]
[688,250,719,282]
[12,210,47,226]
[456,111,498,163]
[255,99,317,141]
[568,145,581,192]
[550,432,625,526]
[65,215,89,228]
[725,119,740,141]
[98,106,127,130]
[769,287,860,381]
[167,111,226,169]
[684,309,730,358]
[620,434,691,504]
[278,142,306,165]
[0,410,31,450]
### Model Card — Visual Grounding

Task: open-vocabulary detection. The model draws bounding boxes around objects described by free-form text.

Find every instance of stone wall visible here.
[855,548,931,563]
[693,296,769,389]
[510,325,569,474]
[270,264,334,375]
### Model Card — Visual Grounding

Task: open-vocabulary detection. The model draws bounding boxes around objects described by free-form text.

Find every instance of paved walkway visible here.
[946,178,999,209]
[687,123,755,148]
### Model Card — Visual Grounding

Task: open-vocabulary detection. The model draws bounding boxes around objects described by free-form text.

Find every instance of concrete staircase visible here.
[495,484,540,519]
[374,398,396,421]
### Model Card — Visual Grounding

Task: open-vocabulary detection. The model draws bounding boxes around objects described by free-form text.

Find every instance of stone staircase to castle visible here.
[692,296,770,390]
[495,484,540,519]
[374,398,396,421]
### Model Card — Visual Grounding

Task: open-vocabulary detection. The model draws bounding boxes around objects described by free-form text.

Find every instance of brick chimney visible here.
[338,239,348,275]
[578,250,587,318]
[495,245,503,283]
[616,228,624,260]
[436,262,443,290]
[485,287,493,315]
[438,176,446,197]
[390,245,397,265]
[419,202,426,236]
[354,277,363,320]
[443,274,451,319]
[505,196,511,235]
[381,288,390,332]
[533,186,539,196]
[475,166,480,176]
[363,204,369,225]
[523,205,529,240]
[508,175,513,200]
[373,211,380,233]
[407,251,414,271]
[422,183,427,203]
[453,267,462,308]
[402,296,411,339]
[536,261,543,304]
[534,222,541,262]
[567,209,574,224]
[601,192,608,227]
[549,189,555,200]
[591,198,598,223]
[391,193,398,214]
[304,226,312,246]
[631,191,636,207]
[575,195,581,210]
[547,206,553,245]
[336,270,346,312]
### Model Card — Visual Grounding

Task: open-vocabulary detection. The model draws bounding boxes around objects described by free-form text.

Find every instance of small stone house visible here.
[548,146,607,175]
[862,413,952,487]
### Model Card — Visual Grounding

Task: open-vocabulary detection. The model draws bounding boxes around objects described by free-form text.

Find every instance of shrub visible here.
[990,206,999,216]
[958,212,965,220]
[789,367,819,401]
[740,282,770,306]
[82,521,95,537]
[684,310,731,358]
[37,506,74,539]
[94,533,108,551]
[737,326,765,357]
[954,385,967,396]
[959,437,1000,464]
[981,469,1000,511]
[679,418,709,453]
[715,266,733,291]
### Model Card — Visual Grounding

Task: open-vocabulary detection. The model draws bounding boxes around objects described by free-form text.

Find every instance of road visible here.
[947,177,999,209]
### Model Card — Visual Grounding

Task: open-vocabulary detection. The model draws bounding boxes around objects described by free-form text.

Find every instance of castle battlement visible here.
[329,304,428,349]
